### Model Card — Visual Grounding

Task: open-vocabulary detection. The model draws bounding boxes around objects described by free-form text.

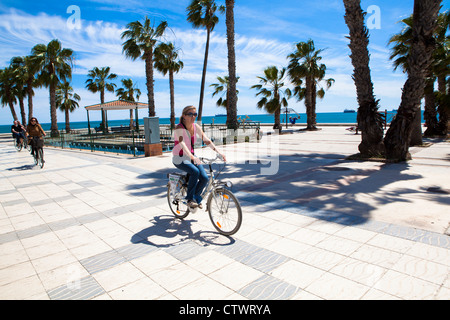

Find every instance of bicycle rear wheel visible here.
[167,183,190,219]
[207,188,242,236]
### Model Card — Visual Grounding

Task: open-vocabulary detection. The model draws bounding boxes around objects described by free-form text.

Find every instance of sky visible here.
[0,0,448,125]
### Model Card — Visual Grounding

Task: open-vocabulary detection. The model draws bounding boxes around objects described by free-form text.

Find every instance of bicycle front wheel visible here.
[37,148,44,169]
[207,188,242,236]
[14,140,22,151]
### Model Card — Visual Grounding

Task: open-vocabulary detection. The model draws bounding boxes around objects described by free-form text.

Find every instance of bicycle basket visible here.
[168,173,184,196]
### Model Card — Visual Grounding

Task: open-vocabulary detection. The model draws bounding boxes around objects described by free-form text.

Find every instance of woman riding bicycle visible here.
[26,117,46,157]
[172,105,226,209]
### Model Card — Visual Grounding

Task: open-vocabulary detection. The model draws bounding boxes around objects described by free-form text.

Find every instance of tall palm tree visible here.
[433,11,450,135]
[384,0,442,162]
[115,78,141,129]
[389,15,425,144]
[32,39,74,137]
[121,16,167,118]
[16,55,40,124]
[390,11,450,137]
[56,81,81,133]
[0,67,18,121]
[225,0,238,130]
[85,66,117,132]
[343,0,385,157]
[10,57,28,125]
[251,66,291,131]
[187,0,220,122]
[287,39,334,131]
[154,42,184,130]
[210,75,239,108]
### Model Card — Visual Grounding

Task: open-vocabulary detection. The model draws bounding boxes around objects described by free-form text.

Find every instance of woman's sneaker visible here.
[187,200,198,208]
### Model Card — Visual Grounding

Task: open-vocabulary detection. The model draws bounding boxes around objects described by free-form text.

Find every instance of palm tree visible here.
[389,15,425,144]
[15,55,40,124]
[251,66,292,131]
[154,42,184,130]
[433,11,450,135]
[0,67,18,121]
[287,39,334,131]
[121,16,167,118]
[225,0,238,130]
[390,11,450,137]
[10,57,28,125]
[115,78,141,129]
[210,75,239,108]
[384,0,442,162]
[56,81,81,133]
[32,39,74,137]
[85,66,117,132]
[343,0,385,157]
[187,0,220,122]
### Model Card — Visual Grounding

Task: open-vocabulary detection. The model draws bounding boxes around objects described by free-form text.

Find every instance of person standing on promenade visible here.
[172,105,226,209]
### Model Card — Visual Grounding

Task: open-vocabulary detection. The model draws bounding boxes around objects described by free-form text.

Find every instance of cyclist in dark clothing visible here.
[11,120,26,145]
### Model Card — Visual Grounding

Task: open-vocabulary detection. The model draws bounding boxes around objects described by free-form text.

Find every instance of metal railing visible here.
[44,122,261,157]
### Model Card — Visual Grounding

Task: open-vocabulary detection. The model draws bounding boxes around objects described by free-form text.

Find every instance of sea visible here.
[0,111,417,134]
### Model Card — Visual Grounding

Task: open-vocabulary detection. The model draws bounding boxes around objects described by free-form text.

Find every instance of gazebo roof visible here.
[85,100,148,111]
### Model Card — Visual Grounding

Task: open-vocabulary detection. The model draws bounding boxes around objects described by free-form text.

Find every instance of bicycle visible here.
[13,134,29,152]
[30,137,45,169]
[167,154,242,236]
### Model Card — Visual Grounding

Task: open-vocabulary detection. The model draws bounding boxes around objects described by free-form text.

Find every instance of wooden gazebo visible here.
[85,100,148,132]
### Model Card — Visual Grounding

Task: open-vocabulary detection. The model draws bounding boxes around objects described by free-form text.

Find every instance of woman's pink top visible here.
[173,122,197,157]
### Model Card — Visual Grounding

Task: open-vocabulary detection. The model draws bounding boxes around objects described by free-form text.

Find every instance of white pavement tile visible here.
[93,262,146,292]
[270,260,325,289]
[209,261,264,291]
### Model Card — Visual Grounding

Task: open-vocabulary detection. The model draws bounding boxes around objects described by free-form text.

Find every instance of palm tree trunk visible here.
[198,27,211,122]
[226,0,238,130]
[384,0,442,161]
[169,70,175,130]
[100,90,107,133]
[65,108,70,133]
[423,76,439,136]
[19,97,26,126]
[145,52,156,117]
[343,0,384,157]
[437,75,449,135]
[409,107,423,146]
[8,100,18,121]
[27,81,33,124]
[311,81,318,129]
[49,83,58,137]
[305,76,315,130]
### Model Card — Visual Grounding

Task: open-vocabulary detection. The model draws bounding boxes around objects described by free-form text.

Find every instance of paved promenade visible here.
[0,127,448,300]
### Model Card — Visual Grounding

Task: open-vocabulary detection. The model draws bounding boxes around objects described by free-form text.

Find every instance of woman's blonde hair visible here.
[182,105,196,115]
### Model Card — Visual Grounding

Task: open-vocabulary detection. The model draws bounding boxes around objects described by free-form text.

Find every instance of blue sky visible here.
[0,0,448,125]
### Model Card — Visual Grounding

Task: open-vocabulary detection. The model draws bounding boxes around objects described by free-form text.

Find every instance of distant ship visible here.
[215,114,227,117]
[344,109,356,113]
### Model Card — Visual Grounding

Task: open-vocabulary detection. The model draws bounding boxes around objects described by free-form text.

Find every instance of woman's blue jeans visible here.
[173,160,209,204]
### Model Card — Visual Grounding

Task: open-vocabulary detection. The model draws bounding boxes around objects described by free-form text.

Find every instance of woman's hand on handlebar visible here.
[192,156,202,165]
[218,152,227,162]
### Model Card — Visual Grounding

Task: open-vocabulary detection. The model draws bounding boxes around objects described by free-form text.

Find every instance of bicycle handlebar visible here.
[200,154,224,164]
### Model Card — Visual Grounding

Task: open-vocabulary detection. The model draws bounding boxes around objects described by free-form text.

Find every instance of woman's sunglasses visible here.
[185,113,198,117]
